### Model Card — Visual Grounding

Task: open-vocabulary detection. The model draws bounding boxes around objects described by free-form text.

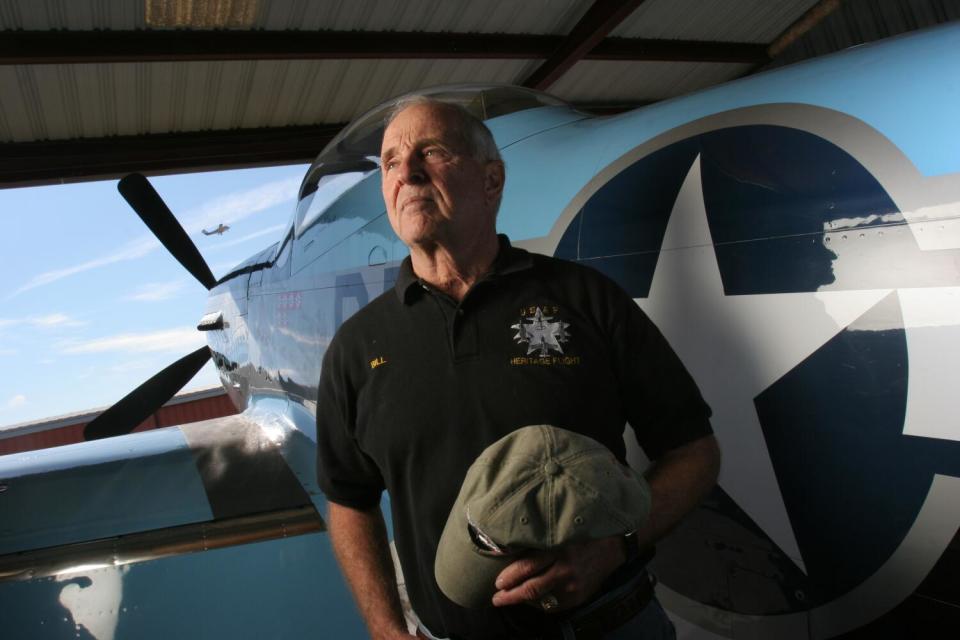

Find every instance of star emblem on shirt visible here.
[512,307,571,356]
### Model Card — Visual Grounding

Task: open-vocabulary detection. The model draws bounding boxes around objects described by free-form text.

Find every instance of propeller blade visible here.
[118,173,218,290]
[83,346,212,441]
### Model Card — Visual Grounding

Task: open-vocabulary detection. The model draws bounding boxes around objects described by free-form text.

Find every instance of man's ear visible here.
[484,161,505,202]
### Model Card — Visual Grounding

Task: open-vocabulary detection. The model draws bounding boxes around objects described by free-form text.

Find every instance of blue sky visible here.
[1,163,309,428]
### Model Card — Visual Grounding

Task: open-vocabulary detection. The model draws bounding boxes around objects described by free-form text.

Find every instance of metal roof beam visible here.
[767,0,842,58]
[522,0,651,91]
[0,125,344,189]
[0,29,765,65]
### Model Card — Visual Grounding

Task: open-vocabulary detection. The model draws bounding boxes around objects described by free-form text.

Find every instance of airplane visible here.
[1,22,958,640]
[201,223,230,236]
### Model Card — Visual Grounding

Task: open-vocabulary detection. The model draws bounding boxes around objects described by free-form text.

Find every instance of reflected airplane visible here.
[1,23,959,639]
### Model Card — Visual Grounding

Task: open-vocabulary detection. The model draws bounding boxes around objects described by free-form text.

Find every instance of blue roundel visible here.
[556,125,960,614]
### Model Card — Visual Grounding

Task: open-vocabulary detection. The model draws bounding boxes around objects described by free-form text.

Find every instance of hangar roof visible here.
[0,0,956,187]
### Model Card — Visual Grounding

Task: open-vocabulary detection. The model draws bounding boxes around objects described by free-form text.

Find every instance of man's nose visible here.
[397,154,427,185]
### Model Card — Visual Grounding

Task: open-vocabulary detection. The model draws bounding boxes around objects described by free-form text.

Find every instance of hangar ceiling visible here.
[0,0,956,188]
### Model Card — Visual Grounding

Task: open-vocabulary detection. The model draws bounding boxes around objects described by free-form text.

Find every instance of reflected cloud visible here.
[902,201,960,251]
[825,213,902,230]
[57,565,126,640]
[276,325,331,348]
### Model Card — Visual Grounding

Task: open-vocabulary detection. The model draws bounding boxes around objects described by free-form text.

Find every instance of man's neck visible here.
[409,233,500,302]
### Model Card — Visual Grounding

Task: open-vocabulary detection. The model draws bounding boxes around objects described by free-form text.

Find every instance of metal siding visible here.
[0,391,238,455]
[0,424,84,456]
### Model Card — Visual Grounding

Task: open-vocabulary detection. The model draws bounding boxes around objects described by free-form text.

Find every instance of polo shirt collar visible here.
[394,234,533,304]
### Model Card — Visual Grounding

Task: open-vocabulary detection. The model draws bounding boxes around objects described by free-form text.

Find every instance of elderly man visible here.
[316,97,720,640]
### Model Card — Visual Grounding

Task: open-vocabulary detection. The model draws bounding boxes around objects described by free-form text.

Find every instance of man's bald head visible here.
[385,97,502,165]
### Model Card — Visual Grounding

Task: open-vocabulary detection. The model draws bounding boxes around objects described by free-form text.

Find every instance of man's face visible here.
[380,103,503,250]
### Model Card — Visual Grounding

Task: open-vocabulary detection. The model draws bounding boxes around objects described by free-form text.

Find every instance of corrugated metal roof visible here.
[612,0,819,42]
[0,0,956,184]
[551,60,753,104]
[0,0,591,33]
[0,57,544,142]
[768,0,960,67]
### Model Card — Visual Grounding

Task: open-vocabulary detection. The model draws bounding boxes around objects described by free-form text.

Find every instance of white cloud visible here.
[6,394,26,409]
[126,280,186,302]
[0,313,84,329]
[12,236,159,296]
[184,177,299,234]
[61,327,205,355]
[11,175,299,297]
[206,224,287,251]
[32,313,80,327]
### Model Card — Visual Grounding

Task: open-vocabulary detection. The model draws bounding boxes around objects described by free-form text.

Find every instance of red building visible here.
[0,387,238,456]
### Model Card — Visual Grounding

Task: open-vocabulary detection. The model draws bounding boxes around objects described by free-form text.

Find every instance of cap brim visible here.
[434,501,514,609]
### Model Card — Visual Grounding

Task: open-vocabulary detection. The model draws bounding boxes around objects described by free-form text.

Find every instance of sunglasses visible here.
[466,512,519,557]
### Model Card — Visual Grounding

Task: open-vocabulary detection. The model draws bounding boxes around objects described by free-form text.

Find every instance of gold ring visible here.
[539,594,559,611]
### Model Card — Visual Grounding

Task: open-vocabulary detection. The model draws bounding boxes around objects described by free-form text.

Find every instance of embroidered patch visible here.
[511,306,571,356]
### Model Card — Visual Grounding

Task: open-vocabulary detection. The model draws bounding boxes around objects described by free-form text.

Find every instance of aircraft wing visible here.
[0,414,322,567]
[0,414,370,637]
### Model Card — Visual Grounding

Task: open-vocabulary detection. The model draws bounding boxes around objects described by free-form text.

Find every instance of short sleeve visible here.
[315,333,385,509]
[606,281,713,459]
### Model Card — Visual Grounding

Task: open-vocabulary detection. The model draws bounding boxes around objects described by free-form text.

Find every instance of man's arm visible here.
[633,433,721,550]
[492,434,721,610]
[327,501,415,639]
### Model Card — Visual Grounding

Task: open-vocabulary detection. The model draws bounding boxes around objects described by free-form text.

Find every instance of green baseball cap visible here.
[434,425,651,609]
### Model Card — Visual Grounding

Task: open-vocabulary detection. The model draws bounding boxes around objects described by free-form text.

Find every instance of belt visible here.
[539,571,656,640]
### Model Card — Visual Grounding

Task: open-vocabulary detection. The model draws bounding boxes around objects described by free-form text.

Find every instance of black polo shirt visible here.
[316,235,712,639]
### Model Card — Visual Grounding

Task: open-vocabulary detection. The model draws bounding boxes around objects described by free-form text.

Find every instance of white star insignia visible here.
[512,307,571,356]
[636,156,893,573]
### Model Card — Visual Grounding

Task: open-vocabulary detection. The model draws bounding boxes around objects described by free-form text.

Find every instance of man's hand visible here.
[491,535,626,611]
[491,434,720,613]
